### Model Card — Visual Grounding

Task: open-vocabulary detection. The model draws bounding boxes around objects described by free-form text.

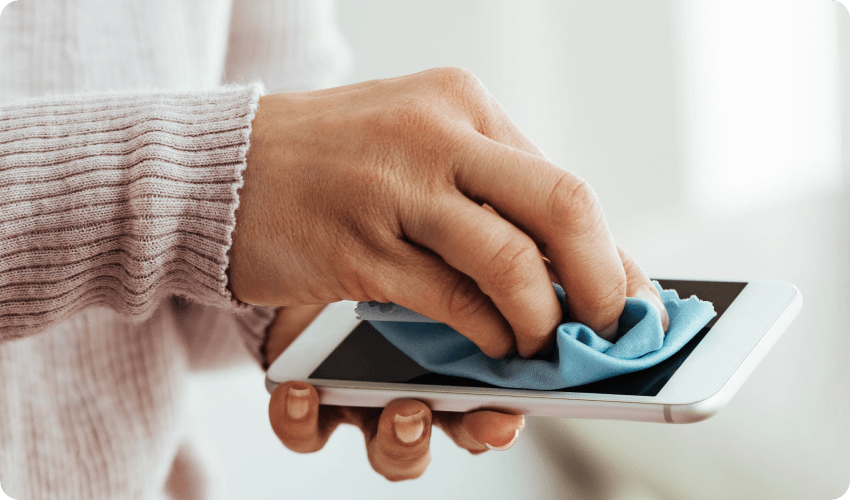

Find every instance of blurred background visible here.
[186,1,850,498]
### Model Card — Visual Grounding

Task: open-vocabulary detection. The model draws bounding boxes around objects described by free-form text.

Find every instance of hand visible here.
[266,306,525,482]
[232,67,669,359]
[269,381,525,481]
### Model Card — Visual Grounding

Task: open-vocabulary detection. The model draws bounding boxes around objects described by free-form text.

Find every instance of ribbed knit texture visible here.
[0,85,264,339]
[0,0,351,499]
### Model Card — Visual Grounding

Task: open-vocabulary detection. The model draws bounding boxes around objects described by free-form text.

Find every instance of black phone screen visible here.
[308,280,747,396]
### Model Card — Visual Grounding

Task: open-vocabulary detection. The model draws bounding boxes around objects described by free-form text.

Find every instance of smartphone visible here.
[266,279,801,423]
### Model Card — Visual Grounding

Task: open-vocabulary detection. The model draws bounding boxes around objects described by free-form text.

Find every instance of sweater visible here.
[0,1,351,498]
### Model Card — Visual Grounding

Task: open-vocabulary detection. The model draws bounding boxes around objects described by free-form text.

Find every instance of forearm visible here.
[0,84,264,341]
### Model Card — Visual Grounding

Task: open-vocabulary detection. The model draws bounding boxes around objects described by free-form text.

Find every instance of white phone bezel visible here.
[266,279,801,423]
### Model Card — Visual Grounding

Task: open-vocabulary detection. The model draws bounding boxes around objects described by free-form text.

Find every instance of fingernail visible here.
[636,287,670,332]
[286,386,311,420]
[486,429,520,451]
[393,409,426,444]
[598,319,619,341]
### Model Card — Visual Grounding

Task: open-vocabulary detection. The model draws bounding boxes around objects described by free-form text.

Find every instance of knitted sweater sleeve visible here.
[0,84,275,363]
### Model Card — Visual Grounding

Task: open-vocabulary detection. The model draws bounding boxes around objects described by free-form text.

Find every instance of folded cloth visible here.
[354,282,716,390]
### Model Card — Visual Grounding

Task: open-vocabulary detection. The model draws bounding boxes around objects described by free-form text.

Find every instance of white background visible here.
[190,1,850,499]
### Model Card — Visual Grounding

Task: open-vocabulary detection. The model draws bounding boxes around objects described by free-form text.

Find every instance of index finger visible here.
[454,135,626,338]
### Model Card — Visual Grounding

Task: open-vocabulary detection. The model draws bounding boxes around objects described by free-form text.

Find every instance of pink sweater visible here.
[0,1,350,498]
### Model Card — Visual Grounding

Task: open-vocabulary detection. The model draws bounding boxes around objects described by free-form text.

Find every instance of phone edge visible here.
[666,282,802,423]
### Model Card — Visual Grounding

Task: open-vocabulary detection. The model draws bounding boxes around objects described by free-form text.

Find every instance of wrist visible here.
[231,94,279,305]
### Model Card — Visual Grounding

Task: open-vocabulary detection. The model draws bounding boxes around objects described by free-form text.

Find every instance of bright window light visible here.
[671,0,842,215]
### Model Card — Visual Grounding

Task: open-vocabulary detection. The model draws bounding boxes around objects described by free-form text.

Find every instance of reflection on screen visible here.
[309,280,747,396]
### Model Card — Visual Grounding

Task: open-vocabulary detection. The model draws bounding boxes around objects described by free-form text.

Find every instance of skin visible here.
[230,67,670,481]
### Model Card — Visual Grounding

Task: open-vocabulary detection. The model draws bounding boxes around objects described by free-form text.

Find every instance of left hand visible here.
[265,305,526,481]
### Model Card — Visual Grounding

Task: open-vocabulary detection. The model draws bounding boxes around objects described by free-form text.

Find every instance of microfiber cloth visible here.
[354,282,716,390]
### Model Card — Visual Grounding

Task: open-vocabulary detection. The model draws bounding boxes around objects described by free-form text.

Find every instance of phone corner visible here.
[265,376,279,395]
[665,398,722,424]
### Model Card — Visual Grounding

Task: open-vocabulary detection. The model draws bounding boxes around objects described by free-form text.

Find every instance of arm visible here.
[0,85,264,349]
[164,0,355,372]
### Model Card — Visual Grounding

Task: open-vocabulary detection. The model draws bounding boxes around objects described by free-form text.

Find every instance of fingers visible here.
[541,249,669,333]
[270,383,434,481]
[618,246,669,331]
[454,137,627,340]
[402,195,561,358]
[270,382,523,481]
[367,404,525,480]
[269,382,345,454]
[269,382,326,453]
[365,400,433,481]
[379,244,517,358]
[433,410,525,454]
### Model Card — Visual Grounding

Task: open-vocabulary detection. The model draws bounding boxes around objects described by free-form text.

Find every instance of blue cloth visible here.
[354,282,717,390]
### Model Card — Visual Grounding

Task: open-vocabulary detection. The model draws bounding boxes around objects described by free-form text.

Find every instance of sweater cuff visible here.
[234,305,279,369]
[0,84,264,339]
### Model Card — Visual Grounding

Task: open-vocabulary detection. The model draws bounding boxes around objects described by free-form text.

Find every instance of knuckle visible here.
[368,69,487,172]
[434,67,487,109]
[435,66,478,93]
[482,236,540,296]
[581,272,628,329]
[443,275,488,319]
[618,247,642,280]
[547,174,604,236]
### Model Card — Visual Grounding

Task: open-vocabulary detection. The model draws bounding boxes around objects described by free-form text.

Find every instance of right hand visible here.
[231,67,668,359]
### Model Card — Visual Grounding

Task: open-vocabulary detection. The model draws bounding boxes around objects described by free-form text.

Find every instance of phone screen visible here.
[309,280,747,396]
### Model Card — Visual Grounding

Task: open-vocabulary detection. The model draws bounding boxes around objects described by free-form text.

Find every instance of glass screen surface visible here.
[309,280,747,396]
